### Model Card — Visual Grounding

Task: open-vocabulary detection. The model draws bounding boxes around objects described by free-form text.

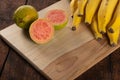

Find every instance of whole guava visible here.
[13,5,38,29]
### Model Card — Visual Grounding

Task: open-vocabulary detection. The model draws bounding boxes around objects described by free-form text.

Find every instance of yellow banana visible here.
[70,0,78,16]
[77,0,88,16]
[85,0,101,24]
[107,28,120,46]
[91,15,103,40]
[72,8,82,31]
[108,1,120,33]
[98,0,118,34]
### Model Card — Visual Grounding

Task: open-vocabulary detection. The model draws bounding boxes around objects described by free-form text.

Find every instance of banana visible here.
[70,0,78,16]
[98,0,118,34]
[107,28,120,46]
[91,15,103,40]
[77,0,88,16]
[85,0,101,24]
[72,8,82,31]
[108,1,120,33]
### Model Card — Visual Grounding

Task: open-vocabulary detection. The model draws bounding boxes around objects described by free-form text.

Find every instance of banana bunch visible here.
[70,0,120,46]
[70,0,87,30]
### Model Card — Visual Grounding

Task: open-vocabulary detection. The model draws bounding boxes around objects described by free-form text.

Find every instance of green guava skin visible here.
[54,20,68,30]
[13,5,38,29]
[46,9,68,30]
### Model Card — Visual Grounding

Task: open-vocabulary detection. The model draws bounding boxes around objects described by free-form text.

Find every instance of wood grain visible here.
[0,39,9,74]
[111,49,120,80]
[0,0,120,80]
[76,56,112,80]
[44,38,120,80]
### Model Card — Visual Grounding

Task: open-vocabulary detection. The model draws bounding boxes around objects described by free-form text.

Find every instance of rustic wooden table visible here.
[0,0,120,80]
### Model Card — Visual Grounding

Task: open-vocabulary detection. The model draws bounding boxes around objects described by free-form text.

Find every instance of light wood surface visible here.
[0,0,120,80]
[44,38,120,80]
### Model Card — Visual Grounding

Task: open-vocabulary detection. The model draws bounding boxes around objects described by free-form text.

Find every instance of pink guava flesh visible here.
[29,19,54,44]
[46,9,68,30]
[47,9,66,24]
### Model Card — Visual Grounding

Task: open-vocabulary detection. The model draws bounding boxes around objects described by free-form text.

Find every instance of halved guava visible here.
[29,19,54,44]
[46,9,68,30]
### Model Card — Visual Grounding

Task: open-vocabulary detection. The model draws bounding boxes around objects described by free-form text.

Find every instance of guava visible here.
[13,5,38,29]
[29,19,54,44]
[46,9,68,30]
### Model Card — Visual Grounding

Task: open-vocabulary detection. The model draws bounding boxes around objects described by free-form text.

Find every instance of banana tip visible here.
[100,31,105,34]
[71,15,73,18]
[78,14,83,17]
[85,22,90,26]
[71,26,76,31]
[108,28,114,33]
[96,38,102,41]
[110,43,117,47]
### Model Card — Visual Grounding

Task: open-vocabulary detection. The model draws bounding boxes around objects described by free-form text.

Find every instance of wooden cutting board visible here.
[0,0,120,80]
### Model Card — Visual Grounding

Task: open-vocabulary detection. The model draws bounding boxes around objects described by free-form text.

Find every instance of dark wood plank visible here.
[76,56,112,80]
[111,48,120,80]
[76,48,120,80]
[0,0,25,75]
[0,49,47,80]
[0,0,26,30]
[27,0,60,11]
[0,39,9,74]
